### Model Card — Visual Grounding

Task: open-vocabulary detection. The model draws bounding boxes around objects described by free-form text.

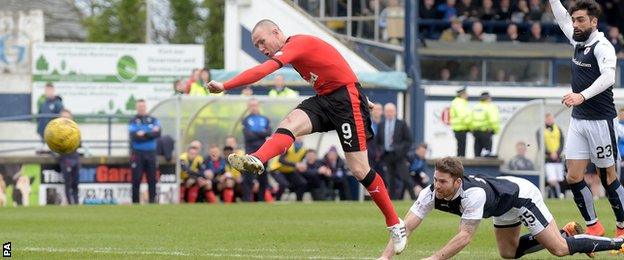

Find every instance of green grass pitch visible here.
[0,199,621,259]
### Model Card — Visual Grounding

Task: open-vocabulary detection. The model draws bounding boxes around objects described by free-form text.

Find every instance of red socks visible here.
[264,189,274,203]
[204,190,217,203]
[187,185,200,203]
[361,171,399,226]
[251,128,295,163]
[223,188,234,203]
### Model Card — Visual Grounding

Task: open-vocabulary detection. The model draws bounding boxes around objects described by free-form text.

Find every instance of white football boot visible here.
[388,218,407,254]
[228,154,265,175]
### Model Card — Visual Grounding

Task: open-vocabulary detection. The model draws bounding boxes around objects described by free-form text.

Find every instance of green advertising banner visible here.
[32,43,204,114]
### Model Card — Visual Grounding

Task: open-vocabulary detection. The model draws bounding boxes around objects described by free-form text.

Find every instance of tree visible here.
[170,0,200,44]
[169,0,224,69]
[202,0,224,69]
[82,0,146,43]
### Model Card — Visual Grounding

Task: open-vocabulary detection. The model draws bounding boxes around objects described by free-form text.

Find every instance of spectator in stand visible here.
[179,142,205,203]
[607,26,624,58]
[420,0,438,19]
[408,143,431,197]
[268,74,299,97]
[527,0,544,21]
[499,23,521,42]
[511,0,529,23]
[298,149,331,201]
[241,86,254,96]
[379,0,404,44]
[436,0,458,21]
[467,64,480,81]
[439,18,466,42]
[541,3,555,23]
[184,69,200,94]
[323,146,352,201]
[496,69,507,82]
[189,68,212,96]
[526,22,546,42]
[497,0,513,21]
[508,141,535,171]
[173,79,185,95]
[476,0,497,21]
[456,0,477,19]
[602,1,624,31]
[440,68,451,81]
[468,21,495,42]
[203,144,227,203]
[37,82,64,143]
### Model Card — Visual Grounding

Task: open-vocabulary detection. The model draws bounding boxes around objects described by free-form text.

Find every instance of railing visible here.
[0,114,132,156]
[420,56,624,87]
[289,0,381,41]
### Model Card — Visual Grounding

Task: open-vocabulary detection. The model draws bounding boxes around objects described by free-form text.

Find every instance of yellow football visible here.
[44,118,81,154]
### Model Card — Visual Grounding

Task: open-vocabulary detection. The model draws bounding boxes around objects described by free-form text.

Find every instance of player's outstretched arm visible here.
[379,212,422,259]
[549,0,574,45]
[426,218,480,260]
[207,60,281,93]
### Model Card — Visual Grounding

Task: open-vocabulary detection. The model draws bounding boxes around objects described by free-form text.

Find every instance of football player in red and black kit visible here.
[207,19,407,254]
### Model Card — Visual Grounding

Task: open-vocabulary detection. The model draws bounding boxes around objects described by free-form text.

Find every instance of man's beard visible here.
[573,27,593,42]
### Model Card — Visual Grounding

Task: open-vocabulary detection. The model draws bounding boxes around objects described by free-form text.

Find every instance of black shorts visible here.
[296,83,373,153]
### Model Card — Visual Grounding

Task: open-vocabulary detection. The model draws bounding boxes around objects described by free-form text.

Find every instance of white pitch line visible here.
[21,247,379,259]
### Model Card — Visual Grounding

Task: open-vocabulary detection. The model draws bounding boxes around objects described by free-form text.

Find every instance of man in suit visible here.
[375,103,414,200]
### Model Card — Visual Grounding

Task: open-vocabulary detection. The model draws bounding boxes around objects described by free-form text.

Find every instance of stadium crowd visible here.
[292,0,624,48]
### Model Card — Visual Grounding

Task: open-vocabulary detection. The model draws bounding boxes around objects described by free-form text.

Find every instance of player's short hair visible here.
[252,19,280,33]
[136,99,146,103]
[570,0,602,19]
[45,82,54,88]
[435,157,464,179]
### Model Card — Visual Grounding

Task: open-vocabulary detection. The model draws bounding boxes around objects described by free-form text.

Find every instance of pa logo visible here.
[2,242,10,257]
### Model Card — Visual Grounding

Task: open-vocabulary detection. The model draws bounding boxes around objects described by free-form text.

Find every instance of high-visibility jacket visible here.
[268,87,299,97]
[450,97,471,131]
[268,145,307,174]
[471,101,500,133]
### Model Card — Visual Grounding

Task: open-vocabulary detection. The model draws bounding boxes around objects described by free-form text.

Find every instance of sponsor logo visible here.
[573,58,592,68]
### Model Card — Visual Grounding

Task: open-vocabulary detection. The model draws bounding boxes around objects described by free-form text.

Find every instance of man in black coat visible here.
[375,103,414,200]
